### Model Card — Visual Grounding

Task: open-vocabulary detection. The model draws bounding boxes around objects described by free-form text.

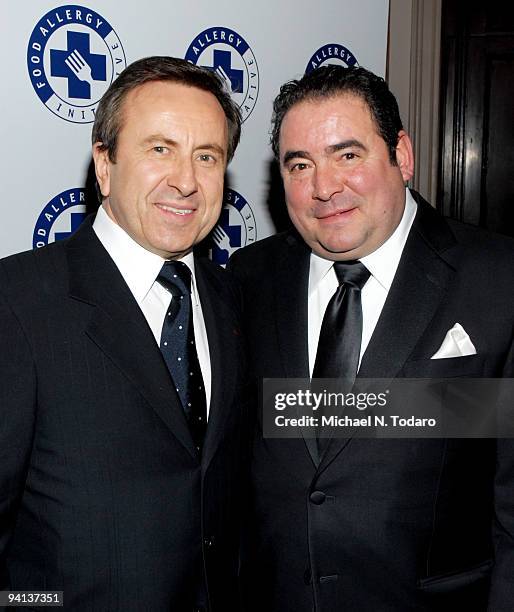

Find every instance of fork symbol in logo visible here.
[215,66,232,93]
[65,50,93,85]
[212,225,235,256]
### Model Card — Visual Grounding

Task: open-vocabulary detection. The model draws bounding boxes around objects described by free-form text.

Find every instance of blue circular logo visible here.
[185,27,259,122]
[27,5,126,124]
[305,44,358,73]
[210,189,257,266]
[33,188,88,248]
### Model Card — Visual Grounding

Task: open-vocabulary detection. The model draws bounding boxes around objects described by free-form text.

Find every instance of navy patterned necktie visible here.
[158,260,207,451]
[312,261,371,384]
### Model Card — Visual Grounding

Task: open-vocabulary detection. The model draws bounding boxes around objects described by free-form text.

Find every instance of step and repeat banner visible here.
[1,0,389,261]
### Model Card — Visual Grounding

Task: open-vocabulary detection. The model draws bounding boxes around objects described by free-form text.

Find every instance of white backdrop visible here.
[1,0,389,262]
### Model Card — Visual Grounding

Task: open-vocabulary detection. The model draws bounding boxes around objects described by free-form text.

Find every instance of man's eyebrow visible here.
[142,136,226,157]
[196,143,226,157]
[282,150,311,165]
[282,140,367,165]
[142,135,178,147]
[326,139,367,154]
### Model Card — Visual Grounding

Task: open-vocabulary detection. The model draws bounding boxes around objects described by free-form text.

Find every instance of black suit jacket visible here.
[229,192,514,612]
[0,218,247,611]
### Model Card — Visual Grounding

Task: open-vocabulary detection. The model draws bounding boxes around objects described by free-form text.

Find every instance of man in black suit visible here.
[229,66,514,611]
[0,57,246,611]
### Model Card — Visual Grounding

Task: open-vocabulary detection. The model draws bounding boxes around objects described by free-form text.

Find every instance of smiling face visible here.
[279,93,414,260]
[93,80,228,259]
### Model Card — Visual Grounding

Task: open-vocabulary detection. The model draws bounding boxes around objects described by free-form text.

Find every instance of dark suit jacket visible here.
[0,218,247,611]
[228,192,514,612]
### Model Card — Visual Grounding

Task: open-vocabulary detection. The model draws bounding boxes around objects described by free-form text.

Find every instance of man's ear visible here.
[395,131,414,183]
[92,143,111,199]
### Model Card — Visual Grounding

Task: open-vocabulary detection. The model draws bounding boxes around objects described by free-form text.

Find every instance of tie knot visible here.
[158,260,192,296]
[333,261,370,290]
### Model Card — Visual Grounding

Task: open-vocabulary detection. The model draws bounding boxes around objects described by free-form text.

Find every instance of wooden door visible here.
[439,1,514,237]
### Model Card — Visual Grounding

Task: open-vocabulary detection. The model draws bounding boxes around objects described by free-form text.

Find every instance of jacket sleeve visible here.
[0,290,37,589]
[488,335,514,610]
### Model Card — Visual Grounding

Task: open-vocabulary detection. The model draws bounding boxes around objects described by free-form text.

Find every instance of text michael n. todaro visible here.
[274,415,437,428]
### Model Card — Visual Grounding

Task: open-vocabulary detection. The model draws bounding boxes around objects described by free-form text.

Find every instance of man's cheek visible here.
[286,185,310,211]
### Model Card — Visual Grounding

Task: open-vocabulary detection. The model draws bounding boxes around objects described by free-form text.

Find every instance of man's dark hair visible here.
[271,65,403,164]
[92,56,242,164]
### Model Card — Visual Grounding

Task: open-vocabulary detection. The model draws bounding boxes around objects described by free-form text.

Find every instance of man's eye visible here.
[342,152,357,160]
[153,146,168,154]
[198,154,215,163]
[290,162,309,172]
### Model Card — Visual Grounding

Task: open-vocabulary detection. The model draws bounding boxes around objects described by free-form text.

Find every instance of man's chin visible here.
[143,237,195,260]
[310,239,363,262]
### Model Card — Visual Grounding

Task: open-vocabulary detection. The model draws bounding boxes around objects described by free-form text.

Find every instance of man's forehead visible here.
[119,80,227,138]
[286,92,370,120]
[122,80,223,116]
[117,80,172,125]
[279,92,376,152]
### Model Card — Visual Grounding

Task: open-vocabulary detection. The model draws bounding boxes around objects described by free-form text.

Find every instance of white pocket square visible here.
[431,323,477,359]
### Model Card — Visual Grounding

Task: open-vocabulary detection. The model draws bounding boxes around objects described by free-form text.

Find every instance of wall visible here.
[1,0,389,260]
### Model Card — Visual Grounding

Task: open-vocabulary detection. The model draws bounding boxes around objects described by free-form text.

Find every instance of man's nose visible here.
[312,164,344,202]
[167,157,198,197]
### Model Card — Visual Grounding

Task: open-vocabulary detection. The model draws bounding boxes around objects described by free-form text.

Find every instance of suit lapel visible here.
[275,232,311,378]
[66,220,198,459]
[359,194,457,378]
[317,194,458,473]
[275,233,320,466]
[194,257,241,469]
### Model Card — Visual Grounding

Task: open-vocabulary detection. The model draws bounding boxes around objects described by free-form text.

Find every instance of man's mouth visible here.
[155,203,195,216]
[316,207,357,220]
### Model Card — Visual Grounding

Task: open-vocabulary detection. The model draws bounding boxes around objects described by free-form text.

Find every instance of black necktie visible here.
[312,261,370,384]
[158,261,207,450]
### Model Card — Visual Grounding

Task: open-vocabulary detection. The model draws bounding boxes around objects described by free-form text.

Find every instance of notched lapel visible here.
[65,222,198,459]
[194,258,243,468]
[359,200,457,380]
[274,235,320,465]
[275,234,311,379]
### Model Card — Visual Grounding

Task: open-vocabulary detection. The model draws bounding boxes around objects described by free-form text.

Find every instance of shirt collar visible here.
[309,188,417,292]
[92,205,199,305]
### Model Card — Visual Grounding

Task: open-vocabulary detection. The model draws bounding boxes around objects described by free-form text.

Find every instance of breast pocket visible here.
[401,355,485,378]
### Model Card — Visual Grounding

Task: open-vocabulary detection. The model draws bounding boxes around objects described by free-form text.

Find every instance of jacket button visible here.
[203,536,215,548]
[310,490,326,505]
[303,568,312,584]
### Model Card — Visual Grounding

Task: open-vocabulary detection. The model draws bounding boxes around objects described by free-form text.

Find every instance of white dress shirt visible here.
[308,188,417,377]
[93,205,212,413]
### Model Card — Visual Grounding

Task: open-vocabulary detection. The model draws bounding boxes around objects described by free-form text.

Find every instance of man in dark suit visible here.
[0,57,246,611]
[229,66,514,611]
